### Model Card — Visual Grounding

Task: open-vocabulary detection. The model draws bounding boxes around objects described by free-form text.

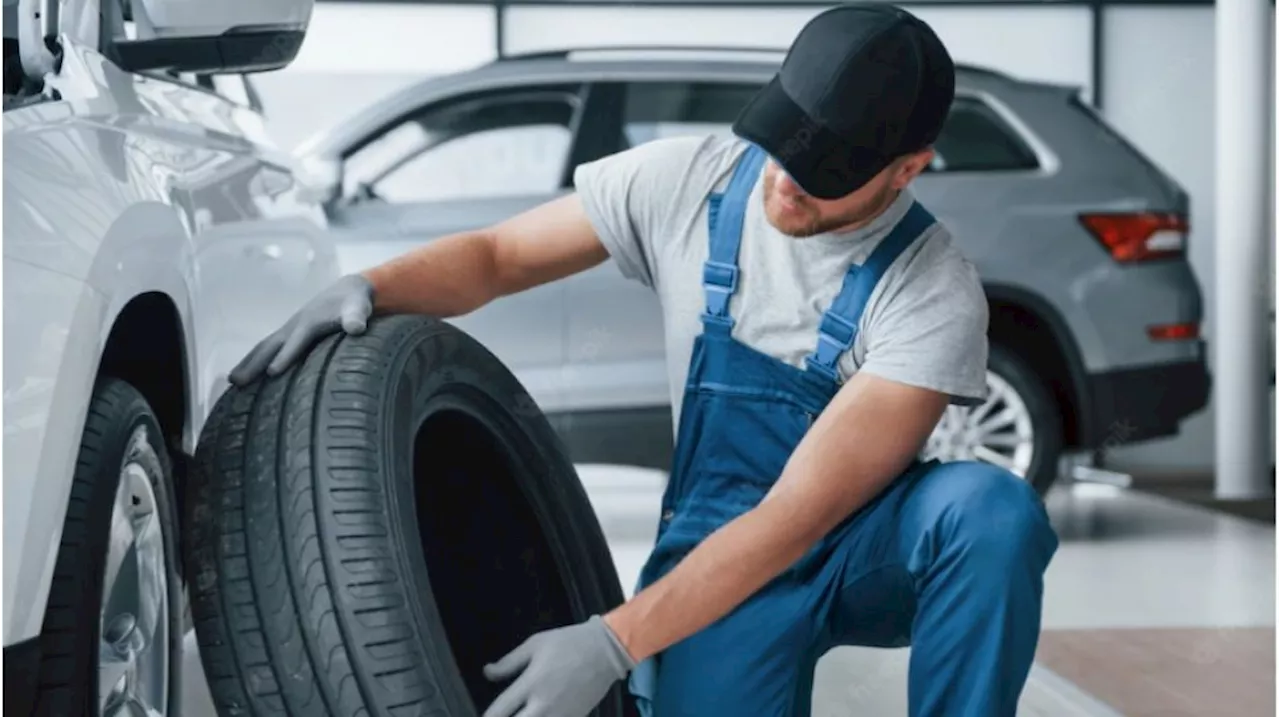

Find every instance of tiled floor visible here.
[1037,483,1275,631]
[1031,482,1276,716]
[181,464,1276,716]
[1035,627,1275,717]
[1131,475,1275,523]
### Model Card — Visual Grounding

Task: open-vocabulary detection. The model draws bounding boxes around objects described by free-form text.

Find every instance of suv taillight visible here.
[1079,212,1187,262]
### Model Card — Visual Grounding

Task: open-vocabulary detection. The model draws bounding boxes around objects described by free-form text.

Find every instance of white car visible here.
[3,0,340,713]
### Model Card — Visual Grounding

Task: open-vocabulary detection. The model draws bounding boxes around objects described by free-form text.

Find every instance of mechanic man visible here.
[231,3,1059,715]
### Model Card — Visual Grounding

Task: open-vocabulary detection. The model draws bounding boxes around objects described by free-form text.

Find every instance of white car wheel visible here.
[98,448,171,716]
[926,371,1036,476]
[924,345,1063,494]
[34,378,183,716]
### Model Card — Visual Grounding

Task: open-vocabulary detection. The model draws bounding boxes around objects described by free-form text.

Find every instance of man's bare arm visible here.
[362,193,609,316]
[602,371,949,662]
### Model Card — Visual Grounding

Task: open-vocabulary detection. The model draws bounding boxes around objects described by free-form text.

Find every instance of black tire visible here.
[988,344,1063,496]
[33,377,185,716]
[185,314,639,717]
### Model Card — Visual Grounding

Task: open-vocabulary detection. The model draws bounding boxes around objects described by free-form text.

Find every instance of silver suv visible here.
[293,46,1211,493]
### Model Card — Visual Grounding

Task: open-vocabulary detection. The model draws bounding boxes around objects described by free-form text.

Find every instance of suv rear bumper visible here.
[1082,349,1211,447]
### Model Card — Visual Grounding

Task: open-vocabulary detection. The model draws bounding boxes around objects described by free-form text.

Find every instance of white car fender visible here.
[3,264,107,645]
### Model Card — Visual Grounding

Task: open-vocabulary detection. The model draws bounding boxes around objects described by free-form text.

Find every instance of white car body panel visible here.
[2,265,108,645]
[3,37,339,645]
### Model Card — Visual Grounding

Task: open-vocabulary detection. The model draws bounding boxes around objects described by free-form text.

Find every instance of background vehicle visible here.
[3,0,339,714]
[293,46,1210,494]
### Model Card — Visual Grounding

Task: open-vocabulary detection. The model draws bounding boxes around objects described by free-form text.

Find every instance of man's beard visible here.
[763,175,898,238]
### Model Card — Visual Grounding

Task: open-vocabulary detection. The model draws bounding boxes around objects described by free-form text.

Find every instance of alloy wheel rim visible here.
[924,370,1036,478]
[98,426,168,717]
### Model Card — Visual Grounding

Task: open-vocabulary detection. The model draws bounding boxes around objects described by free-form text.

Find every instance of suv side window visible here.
[614,82,1038,175]
[344,85,584,203]
[618,80,763,147]
[930,95,1039,172]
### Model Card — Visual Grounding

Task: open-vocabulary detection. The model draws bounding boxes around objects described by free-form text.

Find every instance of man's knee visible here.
[914,460,1058,571]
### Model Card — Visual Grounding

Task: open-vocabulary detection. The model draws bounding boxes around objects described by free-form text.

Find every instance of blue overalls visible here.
[626,143,1059,716]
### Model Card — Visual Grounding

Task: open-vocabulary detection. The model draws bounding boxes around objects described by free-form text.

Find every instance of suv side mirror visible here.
[103,0,315,74]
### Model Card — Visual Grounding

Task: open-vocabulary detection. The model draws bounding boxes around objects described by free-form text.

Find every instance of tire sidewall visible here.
[987,344,1063,495]
[61,381,185,715]
[350,318,629,713]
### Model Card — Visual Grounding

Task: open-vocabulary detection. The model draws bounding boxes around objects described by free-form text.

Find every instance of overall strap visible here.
[804,200,938,382]
[701,143,768,334]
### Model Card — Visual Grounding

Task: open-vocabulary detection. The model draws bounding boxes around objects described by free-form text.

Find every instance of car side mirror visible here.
[101,0,315,74]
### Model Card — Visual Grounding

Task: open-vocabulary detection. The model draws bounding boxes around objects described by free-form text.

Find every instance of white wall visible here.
[254,1,1094,150]
[249,2,496,150]
[252,1,1275,478]
[1097,5,1276,477]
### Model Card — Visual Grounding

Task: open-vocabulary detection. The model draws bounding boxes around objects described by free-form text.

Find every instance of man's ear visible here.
[891,148,935,189]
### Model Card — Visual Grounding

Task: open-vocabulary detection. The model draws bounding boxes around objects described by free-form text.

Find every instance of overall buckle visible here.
[812,331,846,366]
[703,260,739,292]
[818,312,857,346]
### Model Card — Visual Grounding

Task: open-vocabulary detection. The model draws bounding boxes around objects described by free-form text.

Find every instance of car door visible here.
[323,83,592,412]
[559,79,764,414]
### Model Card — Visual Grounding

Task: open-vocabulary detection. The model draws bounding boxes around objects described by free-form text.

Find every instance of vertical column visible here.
[1214,0,1273,498]
[495,0,507,59]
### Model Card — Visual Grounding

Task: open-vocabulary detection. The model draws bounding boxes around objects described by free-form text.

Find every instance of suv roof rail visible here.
[495,45,1016,80]
[495,45,787,62]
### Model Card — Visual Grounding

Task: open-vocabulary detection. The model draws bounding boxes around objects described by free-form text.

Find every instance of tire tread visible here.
[187,315,633,717]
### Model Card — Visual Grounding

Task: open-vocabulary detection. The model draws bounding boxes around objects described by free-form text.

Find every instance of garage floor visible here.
[181,465,1275,716]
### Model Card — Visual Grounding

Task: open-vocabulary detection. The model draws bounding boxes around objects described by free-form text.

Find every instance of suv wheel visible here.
[924,345,1063,495]
[33,378,184,716]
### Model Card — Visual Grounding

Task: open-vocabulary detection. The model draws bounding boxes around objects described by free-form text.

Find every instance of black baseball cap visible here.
[732,2,956,200]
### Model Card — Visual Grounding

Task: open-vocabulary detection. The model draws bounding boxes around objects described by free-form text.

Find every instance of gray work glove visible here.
[228,274,374,385]
[482,615,636,717]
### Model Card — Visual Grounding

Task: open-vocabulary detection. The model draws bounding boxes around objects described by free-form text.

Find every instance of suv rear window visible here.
[931,95,1040,172]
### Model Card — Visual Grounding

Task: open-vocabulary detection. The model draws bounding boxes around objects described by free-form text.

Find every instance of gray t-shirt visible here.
[573,134,989,428]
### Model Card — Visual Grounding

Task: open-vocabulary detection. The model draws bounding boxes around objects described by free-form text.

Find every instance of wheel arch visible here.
[983,283,1092,450]
[98,292,189,454]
